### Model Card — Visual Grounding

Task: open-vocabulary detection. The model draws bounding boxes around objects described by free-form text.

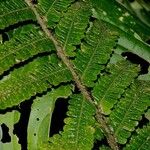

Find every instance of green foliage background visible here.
[0,0,150,150]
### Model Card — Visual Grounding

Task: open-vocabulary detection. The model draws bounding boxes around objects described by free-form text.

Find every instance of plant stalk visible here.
[25,0,119,149]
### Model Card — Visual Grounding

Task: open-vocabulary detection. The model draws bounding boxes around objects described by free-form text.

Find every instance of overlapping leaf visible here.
[74,20,118,87]
[109,80,150,144]
[45,94,96,150]
[28,85,73,150]
[0,25,55,75]
[92,0,150,39]
[92,61,139,115]
[37,0,75,28]
[0,55,72,110]
[0,0,35,29]
[92,0,150,63]
[55,2,91,56]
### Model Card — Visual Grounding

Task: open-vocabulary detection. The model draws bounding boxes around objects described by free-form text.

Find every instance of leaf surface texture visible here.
[109,80,150,144]
[92,61,139,115]
[0,55,72,109]
[0,0,35,29]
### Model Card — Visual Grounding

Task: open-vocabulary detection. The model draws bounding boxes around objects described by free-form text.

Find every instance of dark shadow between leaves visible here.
[49,98,69,137]
[122,52,149,74]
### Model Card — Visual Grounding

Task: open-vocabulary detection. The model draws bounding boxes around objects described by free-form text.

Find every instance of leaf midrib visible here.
[0,37,47,63]
[98,64,127,107]
[0,7,30,18]
[0,67,69,100]
[74,96,85,149]
[63,7,81,50]
[137,133,150,150]
[45,0,57,18]
[114,87,143,136]
[81,40,101,80]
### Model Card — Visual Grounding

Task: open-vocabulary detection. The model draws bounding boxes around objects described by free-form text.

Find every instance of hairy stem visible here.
[25,0,119,149]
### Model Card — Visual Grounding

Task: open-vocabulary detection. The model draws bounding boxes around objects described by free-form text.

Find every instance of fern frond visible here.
[0,0,35,29]
[55,2,91,56]
[124,125,150,150]
[74,21,118,87]
[92,61,139,115]
[37,0,75,28]
[0,25,55,75]
[46,94,96,150]
[0,55,72,109]
[109,80,150,144]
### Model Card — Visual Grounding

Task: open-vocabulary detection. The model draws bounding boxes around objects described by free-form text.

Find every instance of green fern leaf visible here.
[117,32,150,63]
[0,55,72,110]
[55,2,91,56]
[0,0,35,29]
[109,80,150,144]
[92,61,139,115]
[0,25,55,75]
[37,0,75,28]
[92,0,150,62]
[28,85,73,150]
[124,125,150,150]
[46,94,95,150]
[74,20,118,87]
[92,0,150,39]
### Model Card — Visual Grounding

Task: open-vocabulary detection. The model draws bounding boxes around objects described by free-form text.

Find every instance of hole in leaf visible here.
[128,0,135,2]
[32,0,38,4]
[1,123,11,143]
[146,39,150,45]
[92,138,108,150]
[122,52,149,74]
[49,98,69,137]
[143,0,150,3]
[138,115,149,128]
[85,16,97,33]
[36,118,40,121]
[34,133,36,136]
[89,16,97,22]
[14,100,33,150]
[1,32,9,43]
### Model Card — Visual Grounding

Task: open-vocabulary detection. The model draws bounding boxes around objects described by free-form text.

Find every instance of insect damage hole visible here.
[49,98,69,137]
[1,123,11,143]
[36,118,40,121]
